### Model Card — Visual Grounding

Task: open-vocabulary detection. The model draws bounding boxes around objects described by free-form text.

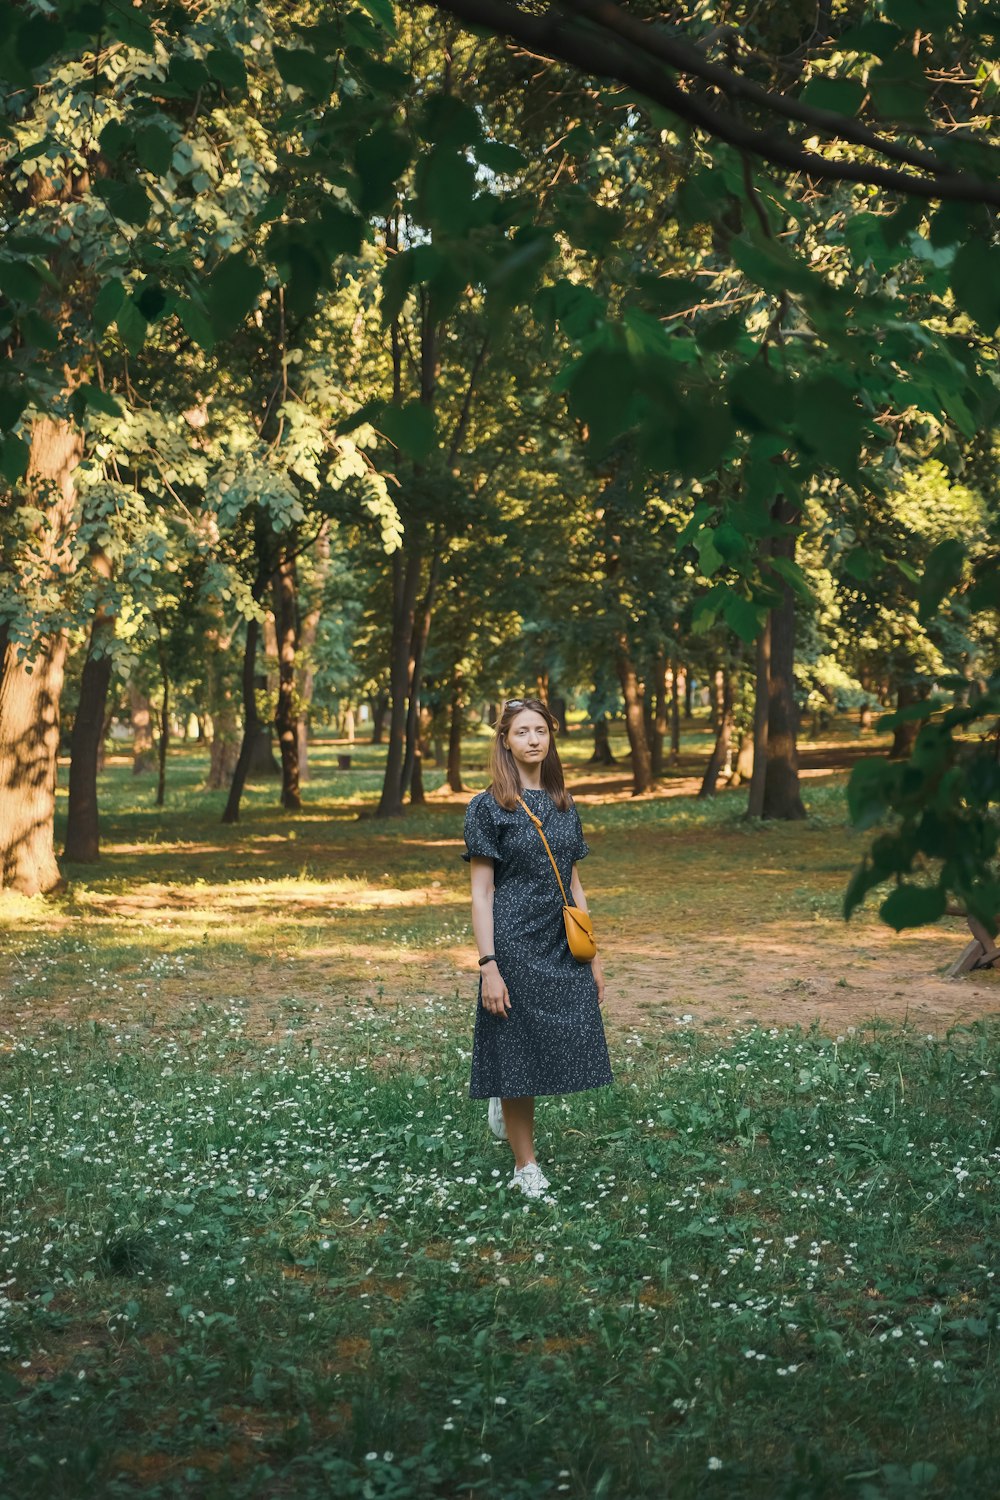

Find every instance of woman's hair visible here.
[488,697,571,811]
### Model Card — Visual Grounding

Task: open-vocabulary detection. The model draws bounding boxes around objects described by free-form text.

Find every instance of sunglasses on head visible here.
[503,698,526,710]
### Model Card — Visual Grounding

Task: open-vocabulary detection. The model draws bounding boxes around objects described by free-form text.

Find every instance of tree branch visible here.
[427,0,1000,207]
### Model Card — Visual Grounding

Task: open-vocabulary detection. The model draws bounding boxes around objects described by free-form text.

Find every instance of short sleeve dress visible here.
[462,787,614,1100]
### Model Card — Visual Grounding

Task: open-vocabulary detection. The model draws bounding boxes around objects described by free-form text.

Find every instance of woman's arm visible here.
[470,857,511,1017]
[571,865,605,1005]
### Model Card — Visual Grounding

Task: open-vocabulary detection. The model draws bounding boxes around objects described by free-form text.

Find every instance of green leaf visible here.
[0,386,29,431]
[967,568,1000,613]
[712,522,746,563]
[798,77,866,115]
[355,128,411,216]
[115,298,146,354]
[767,553,815,601]
[415,149,477,232]
[380,401,437,462]
[0,433,30,483]
[727,364,794,435]
[205,253,264,336]
[177,298,216,351]
[96,180,151,227]
[880,883,946,931]
[916,538,964,622]
[273,45,330,99]
[885,0,957,30]
[877,697,943,731]
[135,124,174,176]
[204,47,248,93]
[418,95,482,149]
[950,238,1000,331]
[565,348,635,454]
[98,121,132,161]
[476,140,526,174]
[847,757,895,829]
[21,309,58,349]
[78,384,123,418]
[93,278,126,334]
[0,259,43,304]
[795,376,865,474]
[357,0,398,32]
[722,593,764,645]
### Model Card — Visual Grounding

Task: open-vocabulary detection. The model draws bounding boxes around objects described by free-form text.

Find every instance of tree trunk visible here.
[590,719,616,765]
[63,602,114,862]
[129,685,154,773]
[762,525,806,820]
[889,680,922,760]
[222,617,261,825]
[155,642,169,809]
[377,543,424,818]
[698,662,734,798]
[669,658,681,765]
[615,633,653,794]
[447,679,465,793]
[400,544,442,803]
[684,667,693,719]
[0,417,82,895]
[273,550,301,811]
[295,520,329,785]
[746,611,771,819]
[370,693,388,745]
[650,651,667,779]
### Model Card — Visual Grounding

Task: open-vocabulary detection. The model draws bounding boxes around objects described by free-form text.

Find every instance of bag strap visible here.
[516,795,571,906]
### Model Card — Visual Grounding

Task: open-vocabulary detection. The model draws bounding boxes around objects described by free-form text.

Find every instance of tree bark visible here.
[155,635,169,809]
[669,658,682,765]
[615,633,653,794]
[650,650,667,780]
[762,525,806,820]
[273,549,301,811]
[698,662,734,798]
[447,679,465,793]
[590,718,616,765]
[370,692,388,745]
[129,685,154,773]
[377,539,424,818]
[222,617,261,825]
[0,417,82,895]
[63,598,114,862]
[400,543,442,803]
[889,680,923,760]
[746,610,771,819]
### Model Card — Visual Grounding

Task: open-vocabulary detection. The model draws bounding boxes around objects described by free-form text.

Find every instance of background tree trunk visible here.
[889,680,923,760]
[222,618,262,825]
[400,543,441,803]
[698,663,734,798]
[616,635,653,794]
[762,530,806,821]
[590,719,616,765]
[155,642,169,809]
[447,677,465,792]
[650,651,668,781]
[63,599,114,862]
[0,417,82,894]
[669,658,682,765]
[130,685,154,773]
[273,550,301,811]
[377,543,423,817]
[746,612,771,818]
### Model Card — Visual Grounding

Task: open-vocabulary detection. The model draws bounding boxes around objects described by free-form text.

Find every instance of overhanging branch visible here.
[427,0,1000,208]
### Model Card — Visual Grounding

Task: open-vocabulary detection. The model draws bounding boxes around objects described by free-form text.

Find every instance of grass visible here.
[2,720,998,1497]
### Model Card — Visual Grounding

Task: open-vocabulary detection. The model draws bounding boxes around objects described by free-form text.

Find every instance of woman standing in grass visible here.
[463,698,612,1199]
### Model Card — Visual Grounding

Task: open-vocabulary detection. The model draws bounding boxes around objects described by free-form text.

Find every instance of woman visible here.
[462,698,612,1199]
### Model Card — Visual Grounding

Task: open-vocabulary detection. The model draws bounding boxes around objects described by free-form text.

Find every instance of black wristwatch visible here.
[478,954,498,966]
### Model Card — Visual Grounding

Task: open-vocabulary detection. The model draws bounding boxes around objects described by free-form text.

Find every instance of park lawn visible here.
[1,725,999,1499]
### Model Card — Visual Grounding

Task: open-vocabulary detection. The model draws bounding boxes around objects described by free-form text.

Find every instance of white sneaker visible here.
[488,1097,507,1140]
[509,1163,551,1199]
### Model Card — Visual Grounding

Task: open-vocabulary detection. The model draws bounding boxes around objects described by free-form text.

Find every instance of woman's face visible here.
[505,709,550,769]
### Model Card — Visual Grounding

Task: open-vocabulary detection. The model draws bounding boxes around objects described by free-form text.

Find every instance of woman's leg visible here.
[502,1096,536,1168]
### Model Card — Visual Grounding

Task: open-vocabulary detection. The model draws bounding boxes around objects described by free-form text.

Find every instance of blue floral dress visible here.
[462,787,613,1099]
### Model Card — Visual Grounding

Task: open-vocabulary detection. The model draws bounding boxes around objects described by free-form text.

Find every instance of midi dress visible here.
[463,786,614,1099]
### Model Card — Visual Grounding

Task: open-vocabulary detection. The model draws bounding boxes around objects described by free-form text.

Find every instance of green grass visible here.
[1,1007,998,1499]
[4,719,997,1498]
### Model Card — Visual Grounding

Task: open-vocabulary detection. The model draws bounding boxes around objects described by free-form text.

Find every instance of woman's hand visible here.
[481,960,511,1018]
[591,954,606,1006]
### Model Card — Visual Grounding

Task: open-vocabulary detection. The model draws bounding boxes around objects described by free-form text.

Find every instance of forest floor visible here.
[1,719,996,1041]
[2,718,998,1499]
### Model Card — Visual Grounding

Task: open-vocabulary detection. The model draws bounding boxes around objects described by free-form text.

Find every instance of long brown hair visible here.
[488,697,571,811]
